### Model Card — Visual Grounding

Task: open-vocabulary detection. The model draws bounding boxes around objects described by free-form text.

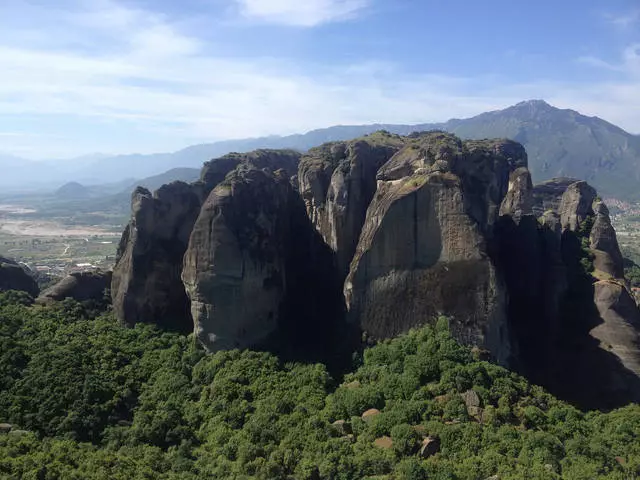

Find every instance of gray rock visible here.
[37,270,112,304]
[592,281,640,381]
[0,256,38,297]
[558,181,597,232]
[182,168,294,351]
[345,134,523,365]
[299,132,404,277]
[111,182,201,331]
[418,436,440,458]
[590,200,624,279]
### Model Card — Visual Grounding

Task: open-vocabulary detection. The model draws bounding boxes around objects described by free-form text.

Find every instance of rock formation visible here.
[36,270,112,305]
[112,150,301,332]
[111,182,202,332]
[110,130,640,408]
[344,133,526,364]
[182,162,344,357]
[298,132,405,276]
[0,257,38,297]
[182,168,295,351]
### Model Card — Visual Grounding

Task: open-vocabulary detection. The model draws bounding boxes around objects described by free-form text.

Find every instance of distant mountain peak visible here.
[513,99,553,109]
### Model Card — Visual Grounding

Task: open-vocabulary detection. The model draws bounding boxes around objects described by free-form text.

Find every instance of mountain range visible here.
[2,100,640,199]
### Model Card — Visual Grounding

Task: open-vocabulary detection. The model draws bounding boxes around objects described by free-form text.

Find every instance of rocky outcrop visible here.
[558,181,597,233]
[37,270,112,304]
[200,149,300,197]
[0,257,38,297]
[504,176,640,408]
[111,182,201,332]
[344,133,526,363]
[112,150,301,332]
[589,200,624,279]
[182,163,344,356]
[182,168,294,351]
[532,177,581,217]
[298,132,405,276]
[110,130,640,409]
[592,280,640,380]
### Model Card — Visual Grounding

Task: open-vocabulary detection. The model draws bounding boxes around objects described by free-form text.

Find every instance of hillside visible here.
[0,294,639,479]
[441,100,640,199]
[54,181,90,199]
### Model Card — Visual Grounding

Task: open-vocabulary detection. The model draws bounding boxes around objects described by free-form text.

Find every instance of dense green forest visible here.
[0,291,639,479]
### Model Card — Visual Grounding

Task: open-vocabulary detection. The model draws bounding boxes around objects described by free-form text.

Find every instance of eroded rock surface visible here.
[298,132,405,276]
[344,133,526,363]
[37,270,112,304]
[182,168,294,351]
[182,159,343,356]
[111,182,201,331]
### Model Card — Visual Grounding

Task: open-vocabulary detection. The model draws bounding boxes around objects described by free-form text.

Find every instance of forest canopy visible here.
[0,291,639,479]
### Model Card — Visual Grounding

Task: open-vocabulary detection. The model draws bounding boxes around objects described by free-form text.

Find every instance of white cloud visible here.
[1,0,640,159]
[234,0,368,26]
[605,9,640,29]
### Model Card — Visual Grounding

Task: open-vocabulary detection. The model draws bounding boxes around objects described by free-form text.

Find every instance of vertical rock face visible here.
[558,181,597,232]
[589,200,624,279]
[0,257,38,297]
[344,133,526,363]
[592,280,640,381]
[298,132,405,276]
[182,164,345,357]
[182,168,293,351]
[524,177,640,408]
[110,131,640,408]
[111,182,201,332]
[112,150,301,332]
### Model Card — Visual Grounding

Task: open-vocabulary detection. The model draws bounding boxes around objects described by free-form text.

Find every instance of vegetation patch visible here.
[0,297,639,479]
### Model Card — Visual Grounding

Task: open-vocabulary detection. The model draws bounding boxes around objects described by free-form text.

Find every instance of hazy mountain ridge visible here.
[2,100,639,199]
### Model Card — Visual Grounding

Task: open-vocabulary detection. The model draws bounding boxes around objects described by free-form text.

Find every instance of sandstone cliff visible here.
[344,133,527,363]
[182,168,294,351]
[0,256,38,297]
[110,131,640,408]
[298,132,405,276]
[183,162,344,357]
[111,150,301,332]
[111,182,201,331]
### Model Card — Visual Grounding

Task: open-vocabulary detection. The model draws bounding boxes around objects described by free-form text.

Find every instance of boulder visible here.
[111,182,201,332]
[331,420,351,435]
[0,256,38,297]
[373,436,393,449]
[36,270,112,304]
[558,181,597,232]
[361,408,381,422]
[532,177,581,217]
[592,281,640,381]
[418,437,440,458]
[0,423,12,433]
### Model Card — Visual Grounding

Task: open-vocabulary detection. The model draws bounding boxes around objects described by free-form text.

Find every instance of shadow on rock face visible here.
[497,221,640,410]
[269,189,354,372]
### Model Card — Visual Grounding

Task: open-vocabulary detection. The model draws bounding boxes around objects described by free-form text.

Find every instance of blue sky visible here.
[1,0,639,159]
